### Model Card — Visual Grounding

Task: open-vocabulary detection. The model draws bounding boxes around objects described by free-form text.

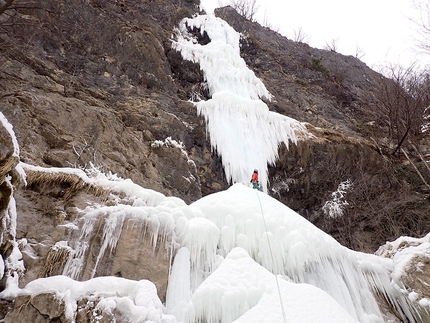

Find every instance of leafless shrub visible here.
[293,27,310,44]
[324,38,339,53]
[230,0,259,22]
[322,179,353,218]
[375,64,430,155]
[411,0,430,55]
[354,45,366,60]
[217,0,227,7]
[260,8,282,33]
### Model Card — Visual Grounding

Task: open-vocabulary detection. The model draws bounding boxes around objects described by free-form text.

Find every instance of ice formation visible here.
[0,162,424,322]
[18,275,175,323]
[322,179,353,218]
[15,163,183,281]
[166,247,192,322]
[171,183,423,323]
[0,113,25,295]
[376,233,430,303]
[167,15,422,320]
[183,247,359,323]
[172,15,308,192]
[0,112,20,157]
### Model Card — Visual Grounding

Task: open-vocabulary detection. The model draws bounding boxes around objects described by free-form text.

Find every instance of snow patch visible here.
[322,179,353,218]
[0,112,20,156]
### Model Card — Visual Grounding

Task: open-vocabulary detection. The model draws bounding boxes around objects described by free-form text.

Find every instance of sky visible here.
[200,0,426,70]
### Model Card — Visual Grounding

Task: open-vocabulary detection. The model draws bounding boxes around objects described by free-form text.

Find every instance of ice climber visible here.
[250,169,261,190]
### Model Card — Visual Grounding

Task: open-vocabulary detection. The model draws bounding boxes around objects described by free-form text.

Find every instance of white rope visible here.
[254,189,288,323]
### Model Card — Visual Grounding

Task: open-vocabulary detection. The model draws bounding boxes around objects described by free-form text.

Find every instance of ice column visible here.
[173,15,307,192]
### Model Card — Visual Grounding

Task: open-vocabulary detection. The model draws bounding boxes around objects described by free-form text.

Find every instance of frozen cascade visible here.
[172,15,308,192]
[41,165,183,281]
[0,161,423,321]
[169,184,422,323]
[90,207,127,278]
[62,201,180,280]
[175,211,220,289]
[170,14,422,321]
[10,163,184,282]
[62,205,128,279]
[183,247,359,323]
[196,92,305,192]
[0,112,26,182]
[0,179,25,298]
[0,14,425,323]
[165,247,192,322]
[0,113,25,298]
[63,209,99,280]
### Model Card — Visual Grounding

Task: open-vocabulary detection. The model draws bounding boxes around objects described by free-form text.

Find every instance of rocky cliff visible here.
[0,0,430,322]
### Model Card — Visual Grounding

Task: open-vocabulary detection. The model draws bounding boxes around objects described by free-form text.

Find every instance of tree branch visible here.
[392,126,410,156]
[401,147,430,190]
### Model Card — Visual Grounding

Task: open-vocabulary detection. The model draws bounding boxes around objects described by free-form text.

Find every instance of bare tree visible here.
[261,8,281,33]
[217,0,228,7]
[324,38,339,52]
[375,63,430,154]
[230,0,259,22]
[293,27,310,44]
[411,0,430,54]
[354,45,366,60]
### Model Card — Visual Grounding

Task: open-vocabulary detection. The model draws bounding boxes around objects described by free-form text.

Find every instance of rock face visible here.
[376,234,430,321]
[269,127,430,252]
[14,166,175,301]
[0,0,228,204]
[0,0,429,322]
[4,293,67,323]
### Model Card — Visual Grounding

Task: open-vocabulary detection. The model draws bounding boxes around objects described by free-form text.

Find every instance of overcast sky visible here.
[200,0,425,70]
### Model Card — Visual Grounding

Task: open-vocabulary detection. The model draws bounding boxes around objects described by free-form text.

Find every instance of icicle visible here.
[0,177,25,299]
[165,247,192,322]
[63,195,178,281]
[63,209,100,279]
[0,112,20,157]
[90,207,127,278]
[175,216,220,290]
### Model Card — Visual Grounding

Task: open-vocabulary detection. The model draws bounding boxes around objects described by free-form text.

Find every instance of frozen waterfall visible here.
[172,14,308,192]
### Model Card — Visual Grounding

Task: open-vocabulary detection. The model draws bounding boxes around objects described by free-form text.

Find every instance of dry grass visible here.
[25,168,109,200]
[38,246,72,278]
[0,155,19,182]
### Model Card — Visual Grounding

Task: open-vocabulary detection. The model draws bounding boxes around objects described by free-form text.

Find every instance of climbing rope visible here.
[254,189,288,323]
